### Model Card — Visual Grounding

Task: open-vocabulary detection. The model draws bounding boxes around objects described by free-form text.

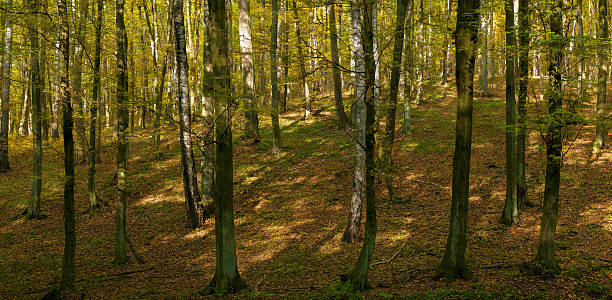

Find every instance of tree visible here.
[437,0,480,281]
[58,0,76,288]
[593,0,608,151]
[341,0,377,290]
[73,0,88,165]
[292,0,310,119]
[342,0,366,244]
[383,0,410,203]
[239,0,259,140]
[402,0,414,136]
[328,2,348,127]
[174,0,208,229]
[500,0,518,226]
[533,0,564,274]
[203,0,247,294]
[115,0,129,265]
[270,0,282,154]
[88,0,104,211]
[0,0,13,173]
[517,0,530,209]
[26,0,43,219]
[479,0,489,97]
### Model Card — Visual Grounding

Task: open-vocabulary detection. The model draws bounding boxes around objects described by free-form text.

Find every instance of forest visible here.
[0,0,610,297]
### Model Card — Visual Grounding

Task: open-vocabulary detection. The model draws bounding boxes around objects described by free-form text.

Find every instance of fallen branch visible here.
[405,178,449,190]
[127,233,146,264]
[371,242,406,267]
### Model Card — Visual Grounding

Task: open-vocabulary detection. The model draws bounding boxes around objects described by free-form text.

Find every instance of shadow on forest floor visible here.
[0,79,610,299]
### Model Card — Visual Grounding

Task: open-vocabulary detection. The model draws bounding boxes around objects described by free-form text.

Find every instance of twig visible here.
[371,242,406,267]
[405,178,449,190]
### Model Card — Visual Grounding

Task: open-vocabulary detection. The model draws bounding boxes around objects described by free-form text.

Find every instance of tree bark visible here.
[0,0,12,172]
[383,0,409,203]
[89,0,104,211]
[270,0,282,154]
[27,0,43,219]
[115,0,129,265]
[73,0,88,165]
[534,0,564,274]
[174,0,208,229]
[479,0,489,96]
[328,3,348,128]
[203,0,247,294]
[402,0,414,136]
[437,0,479,282]
[343,0,377,290]
[593,0,608,151]
[517,0,529,209]
[239,0,259,140]
[292,0,310,119]
[58,0,76,288]
[501,0,518,226]
[342,1,366,244]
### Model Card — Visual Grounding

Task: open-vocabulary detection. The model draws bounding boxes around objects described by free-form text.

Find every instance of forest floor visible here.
[1,81,611,299]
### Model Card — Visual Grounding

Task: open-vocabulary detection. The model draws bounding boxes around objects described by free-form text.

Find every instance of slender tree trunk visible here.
[26,0,43,219]
[437,0,480,282]
[203,0,247,293]
[517,0,529,209]
[342,0,377,290]
[402,0,414,136]
[383,0,409,203]
[51,44,60,139]
[115,0,129,265]
[342,1,366,244]
[479,0,489,96]
[270,0,282,154]
[328,3,348,127]
[576,0,586,98]
[292,0,310,119]
[593,0,608,151]
[201,0,214,204]
[0,0,13,172]
[174,0,208,229]
[73,0,88,165]
[533,0,564,274]
[239,0,259,140]
[58,0,76,288]
[19,75,30,136]
[501,0,518,226]
[89,0,103,211]
[441,0,450,85]
[280,5,289,113]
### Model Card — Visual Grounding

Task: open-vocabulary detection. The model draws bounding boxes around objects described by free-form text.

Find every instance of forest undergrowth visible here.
[0,82,610,299]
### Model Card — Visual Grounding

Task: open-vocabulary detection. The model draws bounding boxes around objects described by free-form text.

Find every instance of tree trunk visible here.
[19,74,30,136]
[73,0,88,165]
[593,0,608,151]
[203,0,247,294]
[0,0,12,172]
[280,6,289,113]
[343,0,377,290]
[342,1,366,244]
[174,0,208,229]
[89,0,103,211]
[576,0,586,98]
[501,0,518,226]
[437,0,479,282]
[51,44,60,139]
[201,0,214,204]
[58,0,76,288]
[26,0,43,219]
[328,3,348,127]
[292,0,310,119]
[533,0,564,274]
[402,0,414,136]
[239,0,259,140]
[517,0,529,209]
[270,0,282,154]
[115,0,129,265]
[479,0,489,96]
[441,0,450,85]
[383,0,409,203]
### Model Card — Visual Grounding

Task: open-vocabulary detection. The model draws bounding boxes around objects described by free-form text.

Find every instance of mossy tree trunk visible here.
[501,0,518,226]
[593,0,608,151]
[437,0,480,282]
[114,0,129,265]
[88,0,103,211]
[516,0,529,209]
[270,0,282,154]
[328,3,348,128]
[239,0,259,140]
[533,0,564,274]
[204,0,247,294]
[383,0,410,203]
[27,0,43,219]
